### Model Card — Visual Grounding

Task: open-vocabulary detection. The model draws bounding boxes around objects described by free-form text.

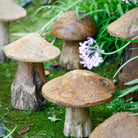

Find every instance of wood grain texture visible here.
[89,112,138,138]
[60,40,82,69]
[0,22,9,63]
[4,33,60,62]
[107,8,138,39]
[64,107,92,138]
[0,0,26,21]
[119,42,138,101]
[52,11,97,41]
[52,11,97,69]
[11,62,46,111]
[42,70,116,108]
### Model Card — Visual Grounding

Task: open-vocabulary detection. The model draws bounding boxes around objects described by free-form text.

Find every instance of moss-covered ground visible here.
[0,0,132,137]
[0,60,122,138]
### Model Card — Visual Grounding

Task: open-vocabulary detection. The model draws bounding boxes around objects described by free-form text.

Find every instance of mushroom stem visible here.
[119,42,138,101]
[64,107,92,138]
[60,40,82,70]
[11,61,46,111]
[0,22,10,63]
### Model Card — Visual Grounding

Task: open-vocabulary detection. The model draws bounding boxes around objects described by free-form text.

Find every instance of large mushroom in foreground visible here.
[4,33,60,111]
[107,7,138,101]
[89,112,138,138]
[52,11,97,70]
[42,69,115,137]
[0,0,27,63]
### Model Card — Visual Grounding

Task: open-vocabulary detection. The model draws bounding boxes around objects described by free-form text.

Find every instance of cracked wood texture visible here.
[64,107,92,138]
[60,40,82,70]
[11,62,46,111]
[0,22,9,63]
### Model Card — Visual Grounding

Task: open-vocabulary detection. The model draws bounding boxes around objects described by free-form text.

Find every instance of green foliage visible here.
[116,79,138,116]
[113,55,138,78]
[33,0,137,63]
[0,124,17,138]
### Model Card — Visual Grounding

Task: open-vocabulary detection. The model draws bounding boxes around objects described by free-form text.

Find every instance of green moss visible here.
[0,60,128,138]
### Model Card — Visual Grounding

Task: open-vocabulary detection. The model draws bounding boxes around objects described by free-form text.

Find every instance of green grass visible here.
[0,0,137,137]
[0,61,131,138]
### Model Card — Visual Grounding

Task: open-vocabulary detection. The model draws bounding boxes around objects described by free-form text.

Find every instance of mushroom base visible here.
[0,22,10,64]
[11,62,46,111]
[64,107,92,138]
[119,42,138,101]
[60,41,82,70]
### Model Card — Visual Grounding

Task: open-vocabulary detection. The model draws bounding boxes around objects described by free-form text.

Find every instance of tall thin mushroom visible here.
[4,33,60,111]
[0,0,27,63]
[52,11,97,70]
[107,7,138,101]
[42,70,116,138]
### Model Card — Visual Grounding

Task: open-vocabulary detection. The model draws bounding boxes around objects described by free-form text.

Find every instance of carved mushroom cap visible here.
[89,112,138,138]
[107,8,138,39]
[52,11,97,41]
[0,0,27,22]
[42,69,116,107]
[4,33,60,62]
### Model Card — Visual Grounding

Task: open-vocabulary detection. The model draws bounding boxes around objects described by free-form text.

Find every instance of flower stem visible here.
[102,36,138,55]
[113,56,138,78]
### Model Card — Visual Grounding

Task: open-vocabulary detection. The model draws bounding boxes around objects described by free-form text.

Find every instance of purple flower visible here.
[122,0,137,4]
[86,37,96,45]
[79,37,104,70]
[79,42,89,55]
[91,52,104,67]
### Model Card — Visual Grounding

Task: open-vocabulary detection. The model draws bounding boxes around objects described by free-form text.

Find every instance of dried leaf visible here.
[18,124,34,135]
[18,126,29,135]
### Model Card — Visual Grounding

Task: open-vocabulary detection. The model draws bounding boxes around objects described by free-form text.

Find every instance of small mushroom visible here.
[42,70,115,138]
[52,11,97,70]
[0,0,27,63]
[107,7,138,101]
[4,33,60,111]
[89,112,138,138]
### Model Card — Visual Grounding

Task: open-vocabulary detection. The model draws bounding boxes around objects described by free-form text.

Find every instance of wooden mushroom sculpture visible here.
[52,11,97,70]
[107,7,138,101]
[89,112,138,138]
[4,33,60,111]
[42,70,116,138]
[0,0,26,63]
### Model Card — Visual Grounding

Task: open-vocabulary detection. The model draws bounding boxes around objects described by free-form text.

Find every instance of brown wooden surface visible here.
[60,40,82,69]
[4,33,60,62]
[52,11,97,41]
[119,42,138,101]
[0,0,26,21]
[64,107,92,137]
[0,22,9,63]
[107,7,138,39]
[11,62,46,111]
[89,112,138,138]
[42,70,116,107]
